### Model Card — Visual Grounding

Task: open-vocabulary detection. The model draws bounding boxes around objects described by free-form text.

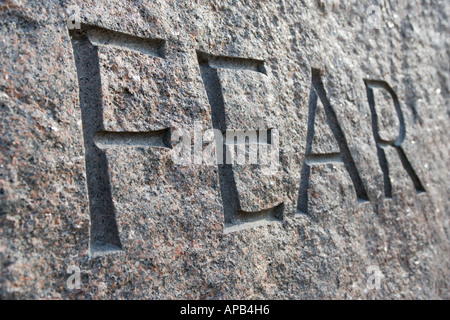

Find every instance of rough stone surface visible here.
[0,0,449,299]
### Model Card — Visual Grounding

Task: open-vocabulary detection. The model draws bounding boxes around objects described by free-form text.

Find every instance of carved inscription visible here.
[197,52,284,232]
[69,25,171,256]
[297,69,370,215]
[364,80,426,197]
[68,23,428,250]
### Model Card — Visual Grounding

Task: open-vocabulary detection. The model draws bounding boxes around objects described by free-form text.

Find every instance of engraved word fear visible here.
[69,24,425,255]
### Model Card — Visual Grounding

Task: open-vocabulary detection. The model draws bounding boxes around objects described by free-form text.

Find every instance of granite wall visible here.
[0,0,448,299]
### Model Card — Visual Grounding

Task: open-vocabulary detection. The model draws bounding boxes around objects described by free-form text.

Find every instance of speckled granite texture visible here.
[0,0,449,299]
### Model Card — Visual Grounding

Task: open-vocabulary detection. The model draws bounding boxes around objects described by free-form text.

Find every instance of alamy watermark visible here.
[66,265,81,290]
[170,122,280,175]
[366,5,382,30]
[366,265,383,290]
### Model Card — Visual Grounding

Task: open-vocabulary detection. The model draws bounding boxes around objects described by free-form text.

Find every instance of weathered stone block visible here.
[0,0,448,299]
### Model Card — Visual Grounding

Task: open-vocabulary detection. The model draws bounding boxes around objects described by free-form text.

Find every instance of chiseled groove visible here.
[90,243,123,258]
[198,51,267,75]
[305,153,342,164]
[80,24,165,58]
[94,130,172,149]
[224,203,284,234]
